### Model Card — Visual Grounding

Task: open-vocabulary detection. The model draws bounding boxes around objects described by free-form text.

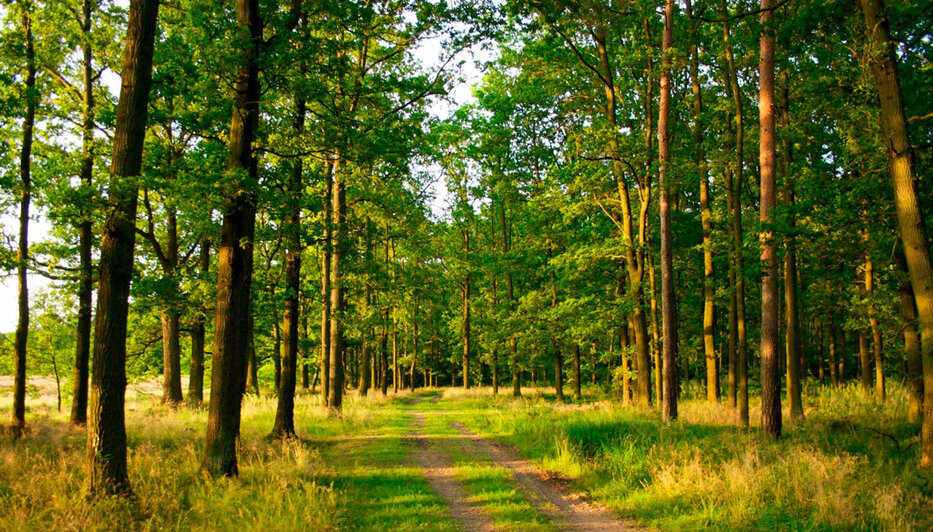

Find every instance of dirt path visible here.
[408,412,498,532]
[449,421,633,531]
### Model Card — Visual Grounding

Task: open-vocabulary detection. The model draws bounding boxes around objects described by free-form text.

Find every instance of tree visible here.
[658,0,677,422]
[856,0,933,467]
[9,0,36,440]
[759,0,782,439]
[86,0,160,495]
[202,0,263,477]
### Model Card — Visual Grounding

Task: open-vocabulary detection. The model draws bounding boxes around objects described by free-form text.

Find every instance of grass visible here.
[1,380,931,530]
[439,381,933,530]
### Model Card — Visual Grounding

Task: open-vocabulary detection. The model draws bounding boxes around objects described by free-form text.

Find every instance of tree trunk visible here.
[202,0,261,477]
[187,240,209,406]
[271,96,304,439]
[827,318,837,386]
[462,274,471,390]
[721,0,749,426]
[71,0,96,426]
[328,160,347,412]
[410,300,419,391]
[659,0,677,422]
[595,28,651,407]
[393,318,399,393]
[572,343,582,400]
[759,0,782,439]
[11,5,36,440]
[380,318,389,395]
[553,348,564,403]
[687,0,717,404]
[501,204,521,397]
[896,251,923,422]
[160,309,183,404]
[245,312,259,396]
[86,0,159,494]
[649,251,662,405]
[865,245,885,401]
[320,162,333,407]
[858,0,933,467]
[780,75,803,422]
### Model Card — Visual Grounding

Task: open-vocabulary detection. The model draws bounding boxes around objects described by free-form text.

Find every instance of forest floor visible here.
[1,381,932,530]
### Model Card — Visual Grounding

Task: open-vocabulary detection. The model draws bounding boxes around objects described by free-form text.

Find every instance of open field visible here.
[1,381,930,531]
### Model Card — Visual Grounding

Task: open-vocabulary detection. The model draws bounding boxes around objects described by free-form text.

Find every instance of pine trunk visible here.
[759,0,782,438]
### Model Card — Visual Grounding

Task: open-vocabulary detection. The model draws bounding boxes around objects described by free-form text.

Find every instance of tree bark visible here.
[721,0,749,426]
[187,239,209,406]
[320,162,334,407]
[462,273,471,389]
[11,4,36,440]
[202,0,261,477]
[86,0,159,494]
[759,0,782,439]
[594,28,651,407]
[687,0,717,404]
[71,0,97,426]
[271,96,304,439]
[659,0,677,422]
[572,343,582,400]
[780,74,803,422]
[160,308,183,404]
[328,160,347,412]
[857,0,933,467]
[896,251,923,422]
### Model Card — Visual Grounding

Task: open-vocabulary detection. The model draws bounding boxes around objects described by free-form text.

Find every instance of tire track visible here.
[449,421,634,531]
[408,412,498,531]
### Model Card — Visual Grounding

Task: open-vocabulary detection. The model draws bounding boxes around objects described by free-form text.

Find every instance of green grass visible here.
[2,382,931,530]
[437,382,933,530]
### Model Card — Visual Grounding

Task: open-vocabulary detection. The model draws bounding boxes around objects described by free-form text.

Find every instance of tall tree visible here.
[759,0,782,439]
[271,96,304,439]
[10,0,36,440]
[86,0,160,494]
[202,0,262,477]
[856,0,933,467]
[658,0,677,422]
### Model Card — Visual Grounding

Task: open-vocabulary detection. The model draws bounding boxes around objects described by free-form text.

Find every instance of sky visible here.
[0,18,490,334]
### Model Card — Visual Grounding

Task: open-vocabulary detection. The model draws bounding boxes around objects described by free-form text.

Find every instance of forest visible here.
[1,0,932,529]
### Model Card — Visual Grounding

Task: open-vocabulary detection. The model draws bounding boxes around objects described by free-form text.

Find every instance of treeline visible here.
[1,0,931,497]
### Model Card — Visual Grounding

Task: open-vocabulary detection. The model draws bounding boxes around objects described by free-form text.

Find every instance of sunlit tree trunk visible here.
[857,0,933,467]
[658,0,677,422]
[202,0,261,477]
[687,0,717,404]
[759,0,782,438]
[595,27,651,407]
[896,251,924,422]
[320,162,334,407]
[87,0,159,494]
[328,160,347,411]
